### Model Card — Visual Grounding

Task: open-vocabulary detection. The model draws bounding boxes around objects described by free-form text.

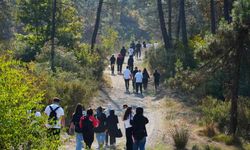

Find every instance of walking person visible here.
[130,41,136,51]
[124,66,132,92]
[120,46,127,63]
[128,55,134,72]
[104,104,112,148]
[142,68,150,90]
[44,97,65,140]
[131,107,149,150]
[153,70,161,92]
[94,106,107,150]
[132,67,138,92]
[135,69,143,95]
[80,109,99,149]
[128,46,134,57]
[110,54,116,75]
[70,104,85,150]
[143,41,146,49]
[117,53,123,74]
[123,107,134,150]
[136,41,142,59]
[106,110,119,148]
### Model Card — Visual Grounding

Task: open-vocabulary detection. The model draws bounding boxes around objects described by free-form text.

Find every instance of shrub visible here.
[203,145,221,150]
[203,123,216,137]
[171,127,189,150]
[0,53,56,149]
[212,134,240,145]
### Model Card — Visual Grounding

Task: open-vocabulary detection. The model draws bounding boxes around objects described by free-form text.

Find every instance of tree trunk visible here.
[51,0,56,72]
[157,0,171,50]
[168,0,172,47]
[91,0,103,52]
[224,0,234,23]
[176,1,181,41]
[180,0,188,46]
[210,0,216,34]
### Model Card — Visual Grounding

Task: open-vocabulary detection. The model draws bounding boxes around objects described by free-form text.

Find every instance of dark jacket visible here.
[128,57,134,66]
[153,72,160,83]
[143,71,150,81]
[71,113,83,133]
[120,48,126,57]
[117,55,123,65]
[131,114,149,141]
[94,112,107,133]
[107,113,119,136]
[136,43,142,50]
[110,56,116,65]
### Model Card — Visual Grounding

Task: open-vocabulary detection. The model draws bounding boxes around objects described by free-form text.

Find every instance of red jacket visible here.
[79,115,99,128]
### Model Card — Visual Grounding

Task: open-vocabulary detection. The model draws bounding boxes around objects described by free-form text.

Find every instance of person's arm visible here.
[145,117,149,124]
[61,115,65,128]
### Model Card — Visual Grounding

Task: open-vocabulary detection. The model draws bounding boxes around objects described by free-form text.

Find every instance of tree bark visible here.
[210,0,216,34]
[91,0,103,52]
[180,0,188,46]
[224,0,233,23]
[157,0,171,50]
[51,0,56,72]
[168,0,172,47]
[176,1,181,41]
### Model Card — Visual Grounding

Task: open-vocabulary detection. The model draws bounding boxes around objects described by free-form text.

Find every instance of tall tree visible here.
[51,0,56,72]
[168,0,172,46]
[157,0,171,50]
[91,0,103,51]
[180,0,188,46]
[210,0,216,34]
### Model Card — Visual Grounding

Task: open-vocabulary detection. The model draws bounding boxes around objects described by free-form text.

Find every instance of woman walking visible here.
[142,68,150,90]
[80,109,99,149]
[123,107,133,150]
[106,110,119,148]
[70,104,84,150]
[131,107,149,150]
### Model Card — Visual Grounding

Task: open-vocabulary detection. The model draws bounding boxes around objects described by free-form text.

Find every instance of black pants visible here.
[110,135,116,145]
[143,79,148,90]
[125,79,130,90]
[111,64,115,74]
[133,79,136,91]
[117,64,122,73]
[83,133,94,149]
[129,65,133,72]
[126,127,133,150]
[137,49,141,59]
[136,82,142,94]
[155,81,159,90]
[105,131,109,145]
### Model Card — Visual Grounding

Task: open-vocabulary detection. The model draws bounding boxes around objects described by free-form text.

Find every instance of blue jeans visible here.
[96,132,106,148]
[76,132,83,150]
[133,137,146,150]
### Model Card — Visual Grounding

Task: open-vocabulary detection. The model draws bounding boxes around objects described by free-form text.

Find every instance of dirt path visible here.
[62,49,240,150]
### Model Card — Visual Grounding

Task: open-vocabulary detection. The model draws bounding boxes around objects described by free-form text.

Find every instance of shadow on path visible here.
[100,88,122,111]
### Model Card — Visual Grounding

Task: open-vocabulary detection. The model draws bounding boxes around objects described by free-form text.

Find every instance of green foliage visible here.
[171,127,189,150]
[0,53,56,149]
[100,27,119,56]
[212,134,240,145]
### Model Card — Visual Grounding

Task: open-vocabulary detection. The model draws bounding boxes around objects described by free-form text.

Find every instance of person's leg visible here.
[139,50,141,58]
[100,132,106,147]
[136,83,139,94]
[105,131,109,147]
[110,135,115,145]
[139,83,143,94]
[117,64,119,73]
[138,137,146,150]
[125,79,128,90]
[96,133,101,149]
[133,140,139,150]
[120,64,123,73]
[76,132,83,150]
[126,127,133,150]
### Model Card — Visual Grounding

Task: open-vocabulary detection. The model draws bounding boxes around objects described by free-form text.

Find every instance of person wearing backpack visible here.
[69,104,85,150]
[44,97,65,140]
[94,106,107,150]
[131,107,149,150]
[79,109,99,149]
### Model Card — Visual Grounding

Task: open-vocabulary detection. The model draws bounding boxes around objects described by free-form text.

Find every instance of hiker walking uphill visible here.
[132,67,139,92]
[120,46,127,63]
[94,106,107,150]
[136,41,142,59]
[110,54,116,75]
[123,107,134,150]
[44,97,65,140]
[106,110,119,148]
[153,70,161,92]
[128,46,134,57]
[124,66,132,92]
[130,41,136,52]
[117,54,123,74]
[128,55,134,72]
[135,69,143,95]
[131,107,149,150]
[69,104,84,150]
[80,109,99,149]
[142,68,150,90]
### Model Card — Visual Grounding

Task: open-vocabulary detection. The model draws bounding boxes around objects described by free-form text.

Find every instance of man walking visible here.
[124,66,132,93]
[136,41,142,59]
[153,70,161,92]
[135,69,143,95]
[44,97,65,140]
[110,54,116,75]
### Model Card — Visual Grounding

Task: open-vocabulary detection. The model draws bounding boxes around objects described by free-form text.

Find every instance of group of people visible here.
[44,97,149,150]
[110,41,161,95]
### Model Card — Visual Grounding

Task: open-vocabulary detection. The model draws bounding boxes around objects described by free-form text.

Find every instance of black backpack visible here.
[48,106,60,125]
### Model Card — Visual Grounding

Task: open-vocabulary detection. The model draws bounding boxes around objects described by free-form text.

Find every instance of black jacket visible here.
[107,114,119,136]
[110,56,116,64]
[120,48,126,57]
[128,57,134,66]
[131,114,149,141]
[94,113,107,133]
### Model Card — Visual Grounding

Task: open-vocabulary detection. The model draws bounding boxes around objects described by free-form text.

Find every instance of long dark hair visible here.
[123,107,132,120]
[74,103,83,116]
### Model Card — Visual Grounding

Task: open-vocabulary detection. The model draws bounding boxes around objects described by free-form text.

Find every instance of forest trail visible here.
[62,49,239,150]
